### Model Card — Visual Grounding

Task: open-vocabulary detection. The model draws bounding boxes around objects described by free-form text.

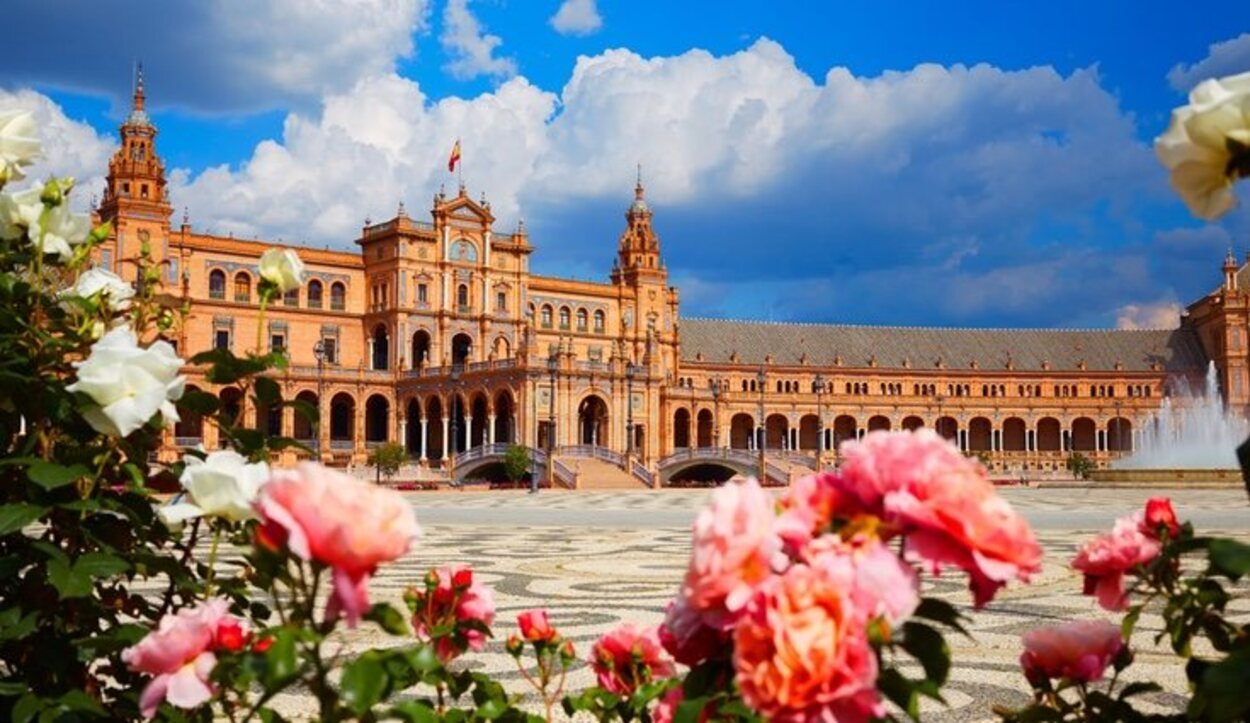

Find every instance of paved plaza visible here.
[265,487,1250,721]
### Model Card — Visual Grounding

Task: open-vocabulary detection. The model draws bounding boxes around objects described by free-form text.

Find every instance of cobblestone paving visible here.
[252,487,1250,721]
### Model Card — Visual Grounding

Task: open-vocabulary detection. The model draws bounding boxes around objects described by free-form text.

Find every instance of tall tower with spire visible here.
[97,65,173,281]
[611,171,665,286]
[611,171,680,376]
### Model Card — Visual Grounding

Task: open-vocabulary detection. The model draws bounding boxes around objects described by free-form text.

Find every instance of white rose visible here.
[35,201,91,261]
[66,326,186,437]
[1155,71,1250,220]
[158,450,270,525]
[0,110,39,184]
[64,267,135,312]
[0,186,43,241]
[258,248,305,293]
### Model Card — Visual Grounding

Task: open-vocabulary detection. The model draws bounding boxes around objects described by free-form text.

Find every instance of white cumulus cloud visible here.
[550,0,603,36]
[1116,301,1182,330]
[441,0,518,80]
[1169,33,1250,91]
[0,88,113,208]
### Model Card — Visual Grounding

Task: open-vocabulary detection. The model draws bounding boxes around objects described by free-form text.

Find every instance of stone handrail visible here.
[630,459,654,486]
[557,445,624,467]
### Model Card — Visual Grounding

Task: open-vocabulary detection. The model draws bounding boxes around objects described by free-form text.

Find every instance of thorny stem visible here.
[205,526,222,597]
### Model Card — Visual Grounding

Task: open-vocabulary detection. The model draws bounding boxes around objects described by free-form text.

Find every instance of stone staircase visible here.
[561,456,648,490]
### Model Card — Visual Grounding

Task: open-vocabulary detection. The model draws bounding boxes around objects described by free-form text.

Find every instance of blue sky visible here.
[2,0,1248,329]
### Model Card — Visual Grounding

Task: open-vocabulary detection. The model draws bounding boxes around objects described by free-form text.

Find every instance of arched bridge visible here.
[656,448,795,487]
[451,443,578,488]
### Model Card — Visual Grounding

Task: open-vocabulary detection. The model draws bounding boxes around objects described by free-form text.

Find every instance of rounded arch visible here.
[730,413,755,449]
[935,416,958,442]
[372,324,389,371]
[540,304,553,328]
[208,269,226,299]
[330,281,346,311]
[175,385,205,441]
[673,408,691,449]
[578,395,609,446]
[697,408,714,447]
[456,283,470,309]
[405,397,422,455]
[219,387,243,430]
[558,305,571,329]
[798,414,820,450]
[493,389,516,444]
[330,392,355,442]
[425,396,444,461]
[668,463,739,486]
[1108,417,1133,452]
[233,271,251,302]
[451,333,473,365]
[446,390,467,455]
[492,335,510,360]
[1003,417,1027,452]
[365,394,390,443]
[307,278,324,308]
[469,392,489,448]
[867,415,891,432]
[832,415,857,448]
[901,415,924,432]
[291,390,319,443]
[1037,417,1062,452]
[968,417,992,452]
[765,414,789,449]
[1072,417,1097,452]
[593,309,606,333]
[411,329,431,368]
[576,308,589,332]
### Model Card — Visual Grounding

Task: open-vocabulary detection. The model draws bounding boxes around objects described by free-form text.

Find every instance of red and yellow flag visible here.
[448,140,461,172]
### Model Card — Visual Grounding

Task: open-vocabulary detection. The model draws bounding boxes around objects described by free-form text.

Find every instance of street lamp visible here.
[542,353,558,493]
[756,366,767,483]
[625,362,636,463]
[448,366,461,484]
[709,378,724,449]
[312,340,326,455]
[813,373,826,470]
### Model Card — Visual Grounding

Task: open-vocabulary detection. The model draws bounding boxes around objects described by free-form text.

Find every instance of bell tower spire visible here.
[612,169,664,285]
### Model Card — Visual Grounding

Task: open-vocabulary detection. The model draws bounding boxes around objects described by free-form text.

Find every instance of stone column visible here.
[464,416,473,449]
[399,418,408,452]
[367,338,375,370]
[487,414,496,445]
[419,419,428,462]
[440,417,449,461]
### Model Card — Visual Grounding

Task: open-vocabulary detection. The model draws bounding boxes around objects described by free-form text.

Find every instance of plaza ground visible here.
[269,487,1250,721]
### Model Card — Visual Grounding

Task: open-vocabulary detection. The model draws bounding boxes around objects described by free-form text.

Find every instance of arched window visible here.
[307,279,323,308]
[283,287,299,307]
[233,272,251,302]
[559,307,571,329]
[576,309,588,331]
[541,305,553,328]
[457,283,469,310]
[330,282,346,311]
[593,310,605,333]
[209,269,226,299]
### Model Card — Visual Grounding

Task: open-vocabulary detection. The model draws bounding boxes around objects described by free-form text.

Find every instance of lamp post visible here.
[756,366,767,483]
[543,353,558,493]
[448,366,461,485]
[625,362,636,464]
[312,340,326,455]
[710,378,723,449]
[813,373,826,470]
[1113,400,1123,456]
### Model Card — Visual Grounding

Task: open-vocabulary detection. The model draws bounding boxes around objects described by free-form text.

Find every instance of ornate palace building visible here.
[96,80,1233,487]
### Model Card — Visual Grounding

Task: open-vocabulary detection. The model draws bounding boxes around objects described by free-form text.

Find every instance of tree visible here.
[503,444,531,483]
[1065,452,1094,480]
[368,442,408,484]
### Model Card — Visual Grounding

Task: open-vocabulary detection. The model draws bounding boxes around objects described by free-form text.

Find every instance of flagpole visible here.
[457,136,463,191]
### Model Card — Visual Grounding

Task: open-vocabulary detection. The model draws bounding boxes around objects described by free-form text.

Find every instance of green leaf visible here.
[1120,606,1142,641]
[263,628,299,687]
[1196,650,1250,721]
[340,654,389,715]
[389,701,438,723]
[0,681,28,696]
[75,551,130,579]
[877,668,920,721]
[12,693,42,723]
[0,609,38,642]
[47,557,92,599]
[0,503,48,535]
[177,389,220,416]
[364,602,410,635]
[26,461,89,491]
[1209,538,1250,580]
[901,622,951,687]
[913,597,969,636]
[672,696,712,723]
[254,376,282,407]
[50,689,108,717]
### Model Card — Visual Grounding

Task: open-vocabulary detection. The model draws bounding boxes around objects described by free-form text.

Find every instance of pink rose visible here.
[1072,513,1161,611]
[256,463,421,627]
[842,430,1042,607]
[517,608,557,643]
[733,562,882,723]
[683,478,786,630]
[122,599,242,719]
[659,594,728,666]
[776,472,874,553]
[412,565,496,662]
[1020,620,1124,684]
[802,537,919,627]
[590,624,675,696]
[1143,497,1180,539]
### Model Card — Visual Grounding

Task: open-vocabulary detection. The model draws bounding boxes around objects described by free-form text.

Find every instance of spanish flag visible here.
[448,139,461,173]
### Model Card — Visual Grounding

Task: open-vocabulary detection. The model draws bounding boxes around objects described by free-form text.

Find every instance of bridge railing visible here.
[656,447,789,483]
[630,459,654,486]
[556,445,625,467]
[451,444,577,489]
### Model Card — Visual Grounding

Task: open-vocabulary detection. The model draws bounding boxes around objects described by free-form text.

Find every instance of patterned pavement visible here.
[246,487,1250,720]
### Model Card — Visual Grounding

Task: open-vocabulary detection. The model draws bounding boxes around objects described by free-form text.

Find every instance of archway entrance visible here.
[452,333,473,366]
[330,393,355,446]
[411,330,431,369]
[365,395,389,443]
[578,396,609,446]
[696,409,714,447]
[730,413,754,449]
[372,325,389,371]
[673,408,691,449]
[493,390,515,444]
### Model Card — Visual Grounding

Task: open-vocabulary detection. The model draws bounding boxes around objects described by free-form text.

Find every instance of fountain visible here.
[1092,362,1248,484]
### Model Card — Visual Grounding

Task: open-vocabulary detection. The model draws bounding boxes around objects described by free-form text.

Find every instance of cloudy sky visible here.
[1,0,1248,329]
